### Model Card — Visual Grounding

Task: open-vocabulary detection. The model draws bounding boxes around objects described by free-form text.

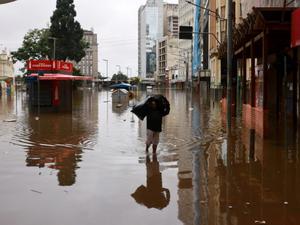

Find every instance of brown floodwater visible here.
[0,89,299,225]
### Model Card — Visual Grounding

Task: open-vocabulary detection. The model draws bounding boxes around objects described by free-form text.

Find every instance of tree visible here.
[11,28,50,73]
[130,77,141,85]
[111,72,128,83]
[12,28,50,63]
[49,0,87,62]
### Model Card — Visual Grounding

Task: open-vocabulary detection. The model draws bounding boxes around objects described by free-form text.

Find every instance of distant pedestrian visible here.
[145,100,163,153]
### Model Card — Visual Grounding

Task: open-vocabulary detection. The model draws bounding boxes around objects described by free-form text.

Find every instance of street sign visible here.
[179,26,193,40]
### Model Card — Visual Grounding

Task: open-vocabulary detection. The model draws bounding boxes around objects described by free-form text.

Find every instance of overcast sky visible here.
[0,0,177,77]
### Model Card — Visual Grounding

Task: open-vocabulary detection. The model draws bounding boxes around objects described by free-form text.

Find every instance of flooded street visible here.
[0,89,300,225]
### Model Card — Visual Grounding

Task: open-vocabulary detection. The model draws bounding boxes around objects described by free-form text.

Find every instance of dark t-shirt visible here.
[147,109,162,132]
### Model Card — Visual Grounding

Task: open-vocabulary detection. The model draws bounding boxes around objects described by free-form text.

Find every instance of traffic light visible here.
[179,26,193,40]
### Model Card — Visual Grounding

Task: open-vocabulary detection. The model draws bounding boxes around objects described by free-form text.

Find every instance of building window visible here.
[146,24,150,36]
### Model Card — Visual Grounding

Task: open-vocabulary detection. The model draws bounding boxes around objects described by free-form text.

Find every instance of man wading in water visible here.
[145,100,163,154]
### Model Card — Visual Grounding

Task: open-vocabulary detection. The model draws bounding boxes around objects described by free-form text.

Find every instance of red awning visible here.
[28,73,92,81]
[291,8,300,48]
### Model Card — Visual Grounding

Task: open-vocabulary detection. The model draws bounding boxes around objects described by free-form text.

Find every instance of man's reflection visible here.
[131,153,170,210]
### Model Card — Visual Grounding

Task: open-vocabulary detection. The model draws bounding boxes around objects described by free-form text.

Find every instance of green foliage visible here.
[11,28,50,74]
[129,77,141,85]
[72,67,82,76]
[11,28,50,63]
[49,0,87,62]
[98,72,108,80]
[111,72,128,82]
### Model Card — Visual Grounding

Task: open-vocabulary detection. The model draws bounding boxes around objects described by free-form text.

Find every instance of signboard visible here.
[27,60,73,73]
[27,60,55,71]
[56,61,73,73]
[291,8,300,48]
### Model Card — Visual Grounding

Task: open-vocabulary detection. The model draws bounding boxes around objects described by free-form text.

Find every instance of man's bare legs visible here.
[146,144,150,152]
[152,144,157,154]
[146,144,157,154]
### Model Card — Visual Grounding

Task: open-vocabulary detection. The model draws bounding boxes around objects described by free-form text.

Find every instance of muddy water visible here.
[0,89,299,225]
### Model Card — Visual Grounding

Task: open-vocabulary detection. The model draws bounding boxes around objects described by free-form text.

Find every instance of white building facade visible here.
[138,0,164,79]
[0,51,14,88]
[156,3,179,85]
[178,0,195,84]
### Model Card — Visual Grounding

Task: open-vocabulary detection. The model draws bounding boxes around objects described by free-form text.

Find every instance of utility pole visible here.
[103,59,109,102]
[186,51,189,89]
[227,0,233,130]
[116,65,121,73]
[48,37,57,60]
[116,65,121,83]
[126,67,130,78]
[103,59,109,78]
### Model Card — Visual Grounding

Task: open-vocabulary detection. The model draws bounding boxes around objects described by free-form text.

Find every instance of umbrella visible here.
[131,95,170,120]
[110,82,132,90]
[131,185,170,210]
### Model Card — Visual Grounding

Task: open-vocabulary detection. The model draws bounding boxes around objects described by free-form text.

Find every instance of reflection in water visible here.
[26,146,82,186]
[20,91,98,186]
[1,89,300,224]
[132,154,170,210]
[112,100,129,115]
[182,97,300,225]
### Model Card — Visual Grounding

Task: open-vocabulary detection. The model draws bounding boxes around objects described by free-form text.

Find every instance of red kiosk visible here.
[26,60,91,112]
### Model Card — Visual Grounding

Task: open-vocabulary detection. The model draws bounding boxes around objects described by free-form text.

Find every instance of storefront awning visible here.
[218,7,296,58]
[291,8,300,48]
[28,74,92,81]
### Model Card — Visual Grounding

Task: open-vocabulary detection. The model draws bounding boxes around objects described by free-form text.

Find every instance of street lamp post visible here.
[103,59,109,102]
[48,37,57,60]
[126,66,131,78]
[103,59,109,78]
[185,0,225,20]
[116,65,121,83]
[116,65,121,73]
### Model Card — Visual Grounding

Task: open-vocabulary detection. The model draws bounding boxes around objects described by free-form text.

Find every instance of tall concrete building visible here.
[77,30,98,81]
[178,0,195,85]
[156,3,179,85]
[138,0,163,79]
[163,3,179,38]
